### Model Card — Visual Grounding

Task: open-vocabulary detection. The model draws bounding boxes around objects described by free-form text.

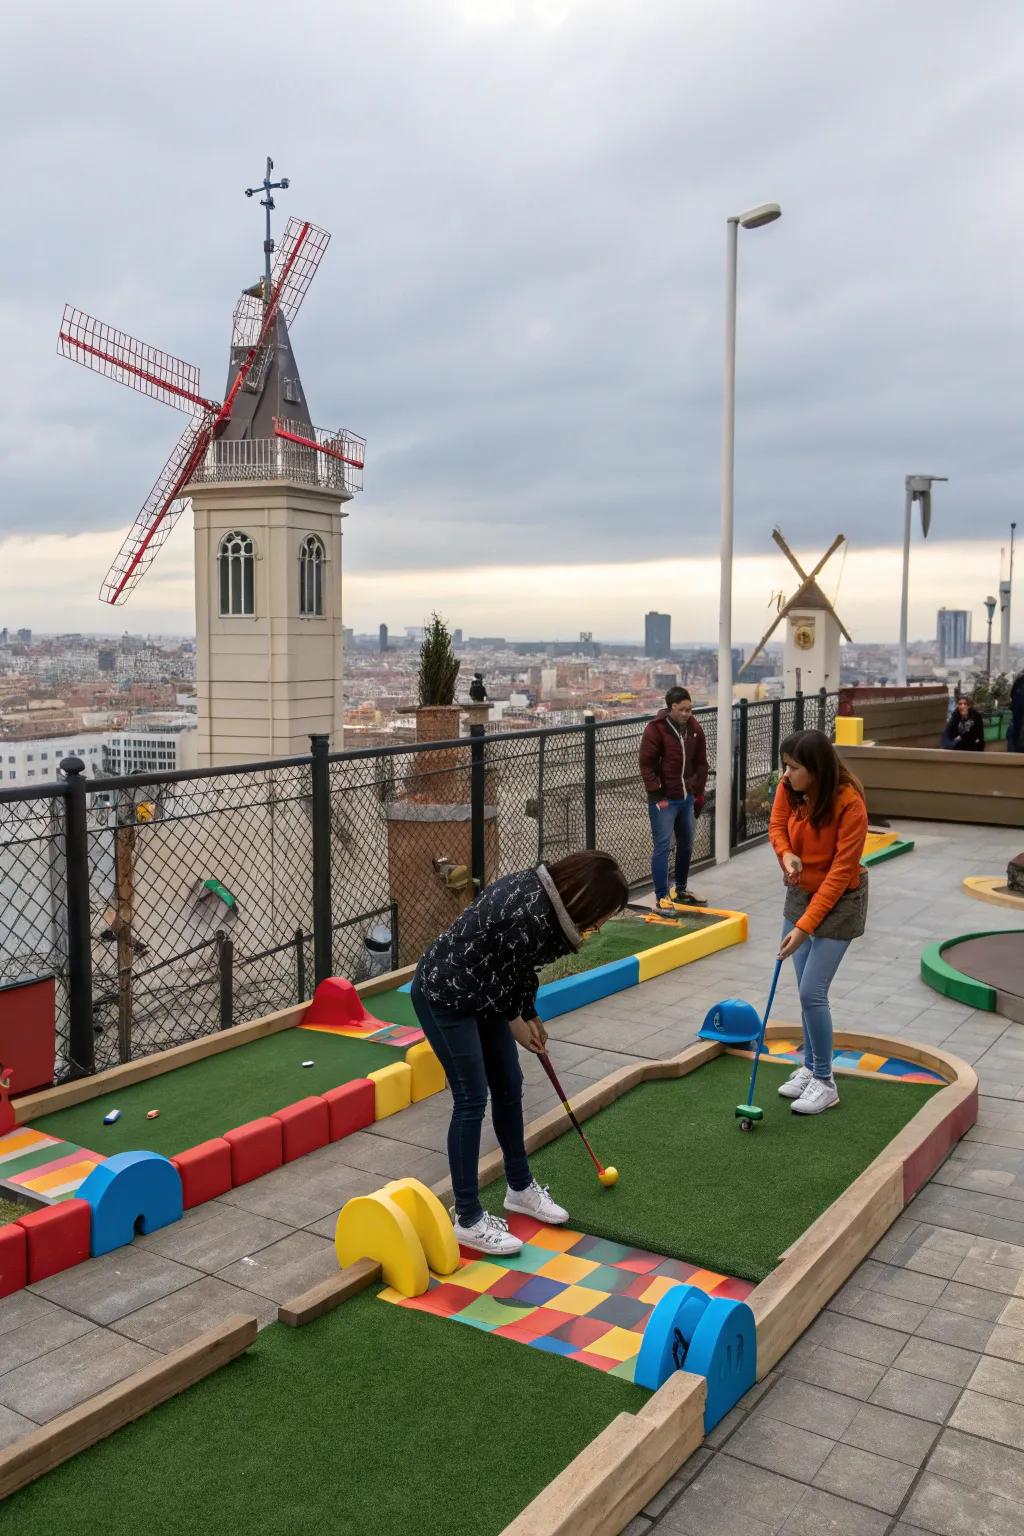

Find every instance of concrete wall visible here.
[838,744,1024,828]
[854,695,950,747]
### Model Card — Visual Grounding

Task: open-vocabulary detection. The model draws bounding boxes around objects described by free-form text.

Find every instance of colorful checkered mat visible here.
[378,1213,754,1384]
[761,1042,943,1083]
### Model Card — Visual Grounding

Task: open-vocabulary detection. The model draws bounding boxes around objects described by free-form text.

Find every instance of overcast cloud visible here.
[1,0,1021,639]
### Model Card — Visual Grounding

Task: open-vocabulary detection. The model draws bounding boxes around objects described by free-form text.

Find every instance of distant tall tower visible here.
[57,157,365,769]
[645,612,671,657]
[937,608,970,664]
[379,623,389,653]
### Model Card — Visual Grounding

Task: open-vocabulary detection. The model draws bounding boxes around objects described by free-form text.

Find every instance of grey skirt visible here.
[784,869,869,941]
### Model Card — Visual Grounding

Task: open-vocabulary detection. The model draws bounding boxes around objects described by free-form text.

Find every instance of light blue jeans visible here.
[648,796,695,898]
[782,920,850,1080]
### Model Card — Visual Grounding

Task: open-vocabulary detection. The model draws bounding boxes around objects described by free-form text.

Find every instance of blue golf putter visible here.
[735,957,784,1132]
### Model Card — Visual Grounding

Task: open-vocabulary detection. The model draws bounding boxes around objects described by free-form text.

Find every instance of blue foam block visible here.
[78,1150,184,1257]
[633,1280,756,1431]
[535,956,639,1022]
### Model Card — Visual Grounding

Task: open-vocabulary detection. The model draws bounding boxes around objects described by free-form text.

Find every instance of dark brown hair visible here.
[547,851,629,929]
[665,686,692,707]
[780,729,864,830]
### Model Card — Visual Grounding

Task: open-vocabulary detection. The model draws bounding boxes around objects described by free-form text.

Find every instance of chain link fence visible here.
[0,693,834,1080]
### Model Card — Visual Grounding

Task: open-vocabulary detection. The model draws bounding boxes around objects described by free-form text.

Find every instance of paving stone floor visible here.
[3,817,1024,1535]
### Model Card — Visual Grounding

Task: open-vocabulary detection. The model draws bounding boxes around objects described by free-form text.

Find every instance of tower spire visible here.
[245,156,290,307]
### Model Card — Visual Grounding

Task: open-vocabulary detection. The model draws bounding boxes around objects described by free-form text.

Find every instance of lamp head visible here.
[985,596,998,622]
[736,202,782,229]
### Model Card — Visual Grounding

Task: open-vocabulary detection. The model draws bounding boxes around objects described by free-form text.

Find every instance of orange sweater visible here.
[769,781,868,935]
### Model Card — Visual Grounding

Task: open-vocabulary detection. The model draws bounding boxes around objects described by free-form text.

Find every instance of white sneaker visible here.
[778,1066,813,1100]
[791,1077,840,1116]
[453,1211,524,1256]
[504,1179,569,1226]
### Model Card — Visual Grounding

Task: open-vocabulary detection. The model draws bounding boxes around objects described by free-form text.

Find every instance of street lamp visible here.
[716,202,782,869]
[898,474,948,687]
[985,594,997,679]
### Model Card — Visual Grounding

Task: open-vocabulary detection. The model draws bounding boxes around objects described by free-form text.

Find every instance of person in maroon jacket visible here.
[638,687,709,910]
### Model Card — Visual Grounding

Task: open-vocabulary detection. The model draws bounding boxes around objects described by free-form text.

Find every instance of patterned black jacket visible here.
[414,866,582,1023]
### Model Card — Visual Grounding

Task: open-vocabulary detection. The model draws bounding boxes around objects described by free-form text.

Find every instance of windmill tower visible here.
[58,159,365,766]
[741,530,851,697]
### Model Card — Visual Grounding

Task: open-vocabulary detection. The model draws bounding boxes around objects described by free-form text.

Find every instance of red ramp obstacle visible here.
[302,977,423,1049]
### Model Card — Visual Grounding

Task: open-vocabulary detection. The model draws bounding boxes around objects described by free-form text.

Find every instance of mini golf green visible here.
[539,912,716,984]
[3,1288,644,1536]
[30,1028,406,1159]
[485,1055,941,1283]
[0,1196,24,1226]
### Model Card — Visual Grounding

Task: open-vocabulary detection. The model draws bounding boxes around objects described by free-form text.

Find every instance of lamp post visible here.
[716,202,781,868]
[898,474,948,687]
[985,595,997,679]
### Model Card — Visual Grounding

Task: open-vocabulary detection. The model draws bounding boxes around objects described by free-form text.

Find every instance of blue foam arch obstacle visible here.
[634,1281,756,1431]
[698,998,761,1047]
[78,1150,184,1257]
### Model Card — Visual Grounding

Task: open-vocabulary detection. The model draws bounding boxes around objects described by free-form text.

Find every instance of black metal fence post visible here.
[770,697,781,769]
[217,931,234,1029]
[583,712,597,850]
[818,687,827,732]
[60,757,95,1078]
[736,698,749,846]
[470,723,487,890]
[294,927,306,1004]
[795,690,805,731]
[310,734,332,986]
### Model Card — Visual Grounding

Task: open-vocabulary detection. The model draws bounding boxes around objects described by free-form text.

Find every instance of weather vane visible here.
[245,156,290,307]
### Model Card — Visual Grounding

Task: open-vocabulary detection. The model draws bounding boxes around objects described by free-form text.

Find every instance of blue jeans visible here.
[782,920,850,1080]
[410,981,532,1227]
[648,796,695,898]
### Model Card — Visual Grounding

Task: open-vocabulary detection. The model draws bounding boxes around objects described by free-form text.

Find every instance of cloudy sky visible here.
[1,0,1021,644]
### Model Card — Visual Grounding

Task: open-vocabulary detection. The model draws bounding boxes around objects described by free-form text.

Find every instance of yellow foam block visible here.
[585,1325,643,1363]
[544,1284,605,1316]
[636,913,747,982]
[368,1061,413,1119]
[405,1040,446,1103]
[835,715,864,745]
[384,1177,460,1277]
[335,1192,428,1298]
[537,1253,601,1284]
[862,831,898,857]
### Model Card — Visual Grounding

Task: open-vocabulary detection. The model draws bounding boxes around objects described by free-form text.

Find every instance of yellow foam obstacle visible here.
[335,1176,461,1298]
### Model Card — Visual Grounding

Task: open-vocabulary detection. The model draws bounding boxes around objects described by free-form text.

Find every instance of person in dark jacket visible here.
[1009,672,1024,753]
[411,850,629,1255]
[638,686,709,910]
[940,695,986,752]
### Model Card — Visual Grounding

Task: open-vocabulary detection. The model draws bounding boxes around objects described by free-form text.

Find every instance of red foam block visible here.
[302,976,371,1030]
[274,1097,330,1163]
[17,1198,92,1283]
[171,1138,233,1209]
[0,1221,28,1297]
[322,1079,376,1142]
[223,1117,283,1186]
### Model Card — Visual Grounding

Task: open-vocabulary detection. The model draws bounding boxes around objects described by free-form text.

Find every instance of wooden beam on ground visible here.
[0,1315,257,1502]
[278,1258,381,1328]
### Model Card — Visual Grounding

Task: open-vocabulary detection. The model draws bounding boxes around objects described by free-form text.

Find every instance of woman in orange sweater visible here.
[768,729,869,1116]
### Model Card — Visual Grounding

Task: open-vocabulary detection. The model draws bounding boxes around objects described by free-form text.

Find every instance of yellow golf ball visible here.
[598,1166,619,1187]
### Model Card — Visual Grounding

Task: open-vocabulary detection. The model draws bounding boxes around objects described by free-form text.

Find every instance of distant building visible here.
[644,612,671,658]
[379,624,389,653]
[16,629,32,645]
[98,649,116,673]
[453,629,463,646]
[3,734,105,786]
[937,608,971,664]
[101,714,197,776]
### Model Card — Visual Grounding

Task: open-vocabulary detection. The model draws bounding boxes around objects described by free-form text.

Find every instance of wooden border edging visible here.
[278,1258,380,1327]
[0,1314,257,1503]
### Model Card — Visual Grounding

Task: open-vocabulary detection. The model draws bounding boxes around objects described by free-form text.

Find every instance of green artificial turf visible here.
[485,1055,942,1283]
[0,1196,25,1226]
[539,912,716,984]
[30,1028,404,1159]
[3,1288,644,1536]
[361,985,419,1028]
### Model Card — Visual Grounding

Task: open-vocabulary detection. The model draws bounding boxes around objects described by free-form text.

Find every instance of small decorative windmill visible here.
[58,158,365,606]
[741,529,851,696]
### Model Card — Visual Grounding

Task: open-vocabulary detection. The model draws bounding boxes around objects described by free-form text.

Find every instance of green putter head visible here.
[735,1104,764,1121]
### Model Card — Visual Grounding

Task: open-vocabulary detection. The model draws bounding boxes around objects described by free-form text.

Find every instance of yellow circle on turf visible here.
[598,1166,619,1187]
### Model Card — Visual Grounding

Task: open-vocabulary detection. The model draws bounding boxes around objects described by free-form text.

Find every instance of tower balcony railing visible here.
[190,433,363,497]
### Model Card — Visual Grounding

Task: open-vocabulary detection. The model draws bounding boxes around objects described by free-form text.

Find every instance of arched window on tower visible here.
[218,531,255,616]
[299,534,325,617]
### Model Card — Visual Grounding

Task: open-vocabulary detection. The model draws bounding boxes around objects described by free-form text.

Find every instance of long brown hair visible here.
[547,851,629,929]
[780,729,864,829]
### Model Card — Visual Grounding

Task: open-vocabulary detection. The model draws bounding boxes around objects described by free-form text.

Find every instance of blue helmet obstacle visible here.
[698,999,761,1047]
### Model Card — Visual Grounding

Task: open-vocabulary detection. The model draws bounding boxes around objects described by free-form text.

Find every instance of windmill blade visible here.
[217,220,331,423]
[58,306,218,416]
[274,417,365,490]
[739,611,786,674]
[99,412,215,605]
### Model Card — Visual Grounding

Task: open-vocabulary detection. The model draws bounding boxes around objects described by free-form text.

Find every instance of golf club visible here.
[537,1049,619,1186]
[736,956,784,1131]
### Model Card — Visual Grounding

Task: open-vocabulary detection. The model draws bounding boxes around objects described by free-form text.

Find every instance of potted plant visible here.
[416,613,461,743]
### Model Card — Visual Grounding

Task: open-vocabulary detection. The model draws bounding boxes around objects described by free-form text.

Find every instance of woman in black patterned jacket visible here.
[411,850,629,1255]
